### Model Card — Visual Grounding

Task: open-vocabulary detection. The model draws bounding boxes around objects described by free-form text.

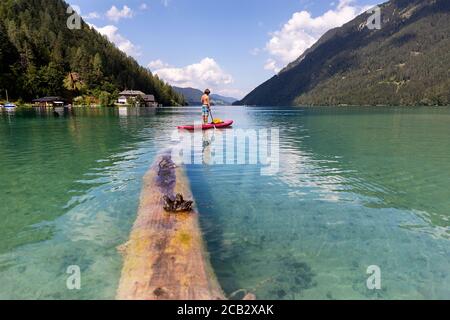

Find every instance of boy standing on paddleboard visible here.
[201,89,211,124]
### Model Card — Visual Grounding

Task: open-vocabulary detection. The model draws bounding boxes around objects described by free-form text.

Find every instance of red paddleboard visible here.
[177,120,233,131]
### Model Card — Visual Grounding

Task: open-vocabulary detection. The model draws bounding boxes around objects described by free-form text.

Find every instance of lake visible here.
[0,106,449,299]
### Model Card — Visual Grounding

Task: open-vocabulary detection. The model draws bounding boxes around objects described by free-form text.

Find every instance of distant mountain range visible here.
[173,87,237,106]
[235,0,450,106]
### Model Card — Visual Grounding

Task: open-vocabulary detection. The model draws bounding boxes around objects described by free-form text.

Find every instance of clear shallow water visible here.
[0,106,449,299]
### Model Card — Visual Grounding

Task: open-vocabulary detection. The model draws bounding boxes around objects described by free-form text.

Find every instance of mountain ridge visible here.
[173,86,237,106]
[235,0,450,106]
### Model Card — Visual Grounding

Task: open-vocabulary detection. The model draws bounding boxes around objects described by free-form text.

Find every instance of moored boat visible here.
[2,90,16,109]
[4,103,17,109]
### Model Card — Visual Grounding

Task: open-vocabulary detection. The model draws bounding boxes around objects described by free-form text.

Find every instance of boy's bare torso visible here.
[201,94,210,106]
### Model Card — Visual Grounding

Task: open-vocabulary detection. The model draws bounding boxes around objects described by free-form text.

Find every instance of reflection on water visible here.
[0,106,449,299]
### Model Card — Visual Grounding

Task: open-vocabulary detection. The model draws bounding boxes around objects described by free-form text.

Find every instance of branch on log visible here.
[163,193,194,213]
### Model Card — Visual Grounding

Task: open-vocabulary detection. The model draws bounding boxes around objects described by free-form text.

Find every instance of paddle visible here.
[209,107,216,128]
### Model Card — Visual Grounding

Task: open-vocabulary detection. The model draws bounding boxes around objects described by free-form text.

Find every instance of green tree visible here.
[64,72,86,93]
[0,0,185,106]
[40,62,64,96]
[98,91,115,106]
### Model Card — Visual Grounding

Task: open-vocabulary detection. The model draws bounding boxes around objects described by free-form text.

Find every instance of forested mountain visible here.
[172,87,204,105]
[211,93,238,105]
[0,0,185,106]
[236,0,450,107]
[173,87,237,106]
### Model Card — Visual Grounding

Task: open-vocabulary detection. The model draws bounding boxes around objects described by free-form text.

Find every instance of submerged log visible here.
[116,152,225,300]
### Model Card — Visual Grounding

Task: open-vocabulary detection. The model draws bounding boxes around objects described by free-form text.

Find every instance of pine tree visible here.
[0,0,185,106]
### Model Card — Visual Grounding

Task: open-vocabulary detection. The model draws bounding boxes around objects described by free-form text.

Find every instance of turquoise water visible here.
[0,106,449,299]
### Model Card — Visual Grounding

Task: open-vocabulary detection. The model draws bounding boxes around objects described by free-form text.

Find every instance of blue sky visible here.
[71,0,377,98]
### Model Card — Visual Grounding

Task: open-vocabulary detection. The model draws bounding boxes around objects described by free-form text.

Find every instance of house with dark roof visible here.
[119,90,146,97]
[143,95,157,107]
[116,90,158,107]
[32,97,65,107]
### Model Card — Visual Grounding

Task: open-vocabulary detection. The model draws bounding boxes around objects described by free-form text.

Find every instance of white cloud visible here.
[149,58,242,97]
[264,0,371,72]
[216,88,245,99]
[92,24,141,58]
[338,0,355,10]
[148,59,169,70]
[162,0,170,7]
[151,58,233,87]
[83,12,100,20]
[106,5,134,22]
[140,3,149,10]
[264,59,281,73]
